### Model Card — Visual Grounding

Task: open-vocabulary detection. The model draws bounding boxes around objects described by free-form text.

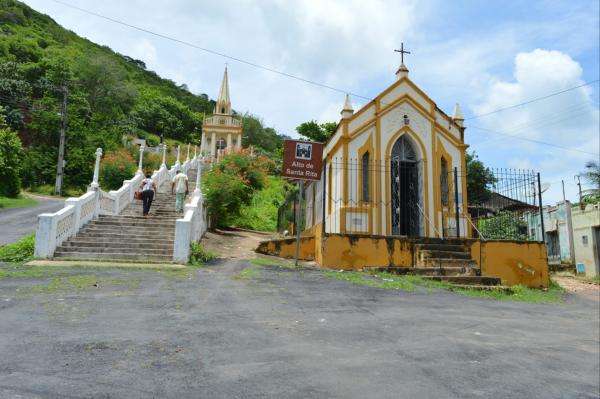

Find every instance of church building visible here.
[200,66,243,160]
[304,55,469,239]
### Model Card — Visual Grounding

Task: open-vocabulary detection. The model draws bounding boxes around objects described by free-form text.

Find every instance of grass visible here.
[0,194,38,209]
[0,234,35,263]
[250,257,295,268]
[324,270,566,303]
[234,265,261,280]
[233,176,287,232]
[188,242,217,267]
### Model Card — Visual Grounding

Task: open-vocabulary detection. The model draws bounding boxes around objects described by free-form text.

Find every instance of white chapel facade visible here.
[200,66,243,159]
[304,58,470,239]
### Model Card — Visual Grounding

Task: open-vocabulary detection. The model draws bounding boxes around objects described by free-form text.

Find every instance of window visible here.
[362,151,370,202]
[582,235,588,246]
[221,107,226,114]
[440,158,449,207]
[216,138,227,151]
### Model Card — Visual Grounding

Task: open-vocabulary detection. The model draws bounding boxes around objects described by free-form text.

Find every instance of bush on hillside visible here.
[0,117,24,197]
[100,148,137,190]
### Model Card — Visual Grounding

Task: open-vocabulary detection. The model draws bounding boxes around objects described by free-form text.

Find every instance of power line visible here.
[49,0,373,102]
[36,0,600,157]
[465,80,599,120]
[469,124,599,156]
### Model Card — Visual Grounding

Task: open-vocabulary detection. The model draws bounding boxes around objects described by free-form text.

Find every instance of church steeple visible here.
[215,66,231,115]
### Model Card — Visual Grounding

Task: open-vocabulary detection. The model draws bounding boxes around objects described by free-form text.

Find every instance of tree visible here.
[583,161,600,188]
[295,120,337,143]
[466,151,496,205]
[0,110,24,197]
[241,113,283,154]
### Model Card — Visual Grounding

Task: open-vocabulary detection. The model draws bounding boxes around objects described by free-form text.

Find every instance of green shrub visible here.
[202,150,271,228]
[0,234,35,263]
[234,176,288,231]
[0,123,24,197]
[189,242,216,266]
[145,134,160,147]
[100,148,137,190]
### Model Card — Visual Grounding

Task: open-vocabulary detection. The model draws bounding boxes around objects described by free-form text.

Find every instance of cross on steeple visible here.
[394,42,411,65]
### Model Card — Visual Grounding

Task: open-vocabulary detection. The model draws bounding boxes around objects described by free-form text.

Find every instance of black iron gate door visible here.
[391,159,420,236]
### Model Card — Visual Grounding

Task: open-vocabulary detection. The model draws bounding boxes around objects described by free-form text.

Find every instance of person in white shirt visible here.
[171,169,189,213]
[139,173,157,217]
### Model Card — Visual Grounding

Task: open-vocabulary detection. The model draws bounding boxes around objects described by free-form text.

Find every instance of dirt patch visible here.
[554,275,600,301]
[201,228,274,260]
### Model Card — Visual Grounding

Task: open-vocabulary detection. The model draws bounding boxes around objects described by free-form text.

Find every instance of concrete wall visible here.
[255,236,315,261]
[470,240,549,288]
[318,234,414,270]
[257,232,550,288]
[571,203,600,276]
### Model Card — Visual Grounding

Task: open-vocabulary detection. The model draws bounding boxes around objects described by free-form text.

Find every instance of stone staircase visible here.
[53,168,198,263]
[372,239,501,287]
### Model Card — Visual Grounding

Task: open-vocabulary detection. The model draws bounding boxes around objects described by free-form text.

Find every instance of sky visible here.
[23,0,600,204]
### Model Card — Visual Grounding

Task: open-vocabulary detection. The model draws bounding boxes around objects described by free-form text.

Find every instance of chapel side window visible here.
[440,157,449,207]
[362,151,370,203]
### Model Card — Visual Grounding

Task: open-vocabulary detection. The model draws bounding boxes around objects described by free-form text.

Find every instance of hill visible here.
[0,0,283,193]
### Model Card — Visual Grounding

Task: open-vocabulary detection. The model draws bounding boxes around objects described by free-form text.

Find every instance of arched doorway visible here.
[390,135,420,236]
[216,138,227,151]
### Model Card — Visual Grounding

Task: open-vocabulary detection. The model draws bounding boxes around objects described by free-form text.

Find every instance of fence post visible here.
[322,159,327,236]
[454,167,460,238]
[295,180,304,266]
[537,172,545,243]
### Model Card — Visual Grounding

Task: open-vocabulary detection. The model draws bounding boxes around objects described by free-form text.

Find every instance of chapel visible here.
[200,66,243,159]
[303,53,470,239]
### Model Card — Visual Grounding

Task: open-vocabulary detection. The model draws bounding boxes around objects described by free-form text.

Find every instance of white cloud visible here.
[470,49,599,203]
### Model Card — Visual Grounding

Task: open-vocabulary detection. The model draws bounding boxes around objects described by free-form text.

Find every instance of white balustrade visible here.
[34,147,205,259]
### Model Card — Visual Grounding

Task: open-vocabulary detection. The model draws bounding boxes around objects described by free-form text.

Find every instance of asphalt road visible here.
[0,196,64,245]
[0,260,598,398]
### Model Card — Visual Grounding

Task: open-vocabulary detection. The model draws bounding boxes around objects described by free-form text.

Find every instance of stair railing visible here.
[34,145,196,259]
[173,158,206,263]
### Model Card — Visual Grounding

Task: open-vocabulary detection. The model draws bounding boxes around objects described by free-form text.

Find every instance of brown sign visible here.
[282,139,323,181]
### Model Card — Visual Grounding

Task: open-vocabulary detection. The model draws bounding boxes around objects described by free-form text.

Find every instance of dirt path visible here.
[201,228,274,259]
[554,275,600,301]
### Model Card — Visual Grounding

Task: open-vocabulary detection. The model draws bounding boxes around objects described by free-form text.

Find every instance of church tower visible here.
[201,66,243,160]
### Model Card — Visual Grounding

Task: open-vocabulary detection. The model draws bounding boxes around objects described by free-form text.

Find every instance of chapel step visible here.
[371,266,479,277]
[422,276,501,286]
[418,250,471,260]
[417,258,478,269]
[75,231,175,240]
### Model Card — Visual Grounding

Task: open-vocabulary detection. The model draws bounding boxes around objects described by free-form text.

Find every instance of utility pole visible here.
[54,85,68,196]
[575,174,583,209]
[561,180,566,203]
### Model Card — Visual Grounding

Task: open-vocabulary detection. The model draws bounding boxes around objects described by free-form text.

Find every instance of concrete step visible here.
[422,276,501,286]
[61,240,174,251]
[417,258,478,268]
[53,251,173,262]
[92,219,176,228]
[75,232,175,241]
[415,243,467,252]
[98,215,178,223]
[83,224,175,232]
[419,250,471,260]
[67,236,174,245]
[55,246,173,256]
[372,266,478,277]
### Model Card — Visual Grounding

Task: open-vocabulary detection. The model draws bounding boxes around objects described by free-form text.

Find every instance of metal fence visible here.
[277,158,545,242]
